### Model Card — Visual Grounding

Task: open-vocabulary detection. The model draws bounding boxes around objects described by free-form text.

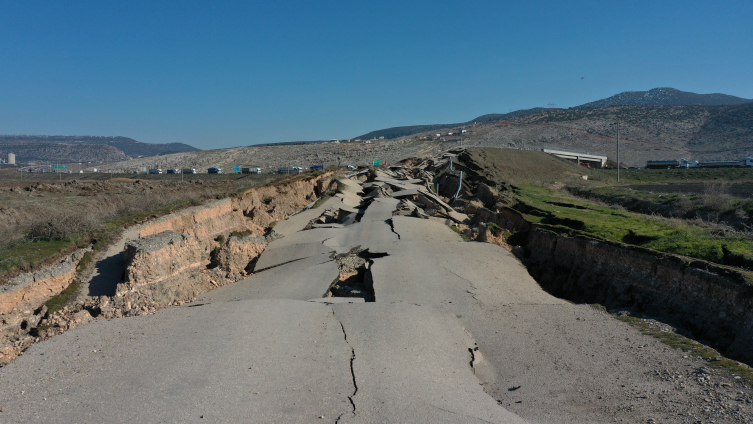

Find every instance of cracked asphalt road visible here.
[1,169,750,423]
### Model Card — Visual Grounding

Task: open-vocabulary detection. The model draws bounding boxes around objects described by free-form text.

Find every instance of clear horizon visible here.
[2,1,752,149]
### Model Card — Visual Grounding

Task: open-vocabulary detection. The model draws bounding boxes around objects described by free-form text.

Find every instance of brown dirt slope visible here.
[460,148,597,185]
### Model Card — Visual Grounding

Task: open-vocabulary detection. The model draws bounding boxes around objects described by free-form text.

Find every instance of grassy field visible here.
[586,184,753,216]
[458,148,753,272]
[0,240,76,274]
[513,183,753,271]
[597,167,753,183]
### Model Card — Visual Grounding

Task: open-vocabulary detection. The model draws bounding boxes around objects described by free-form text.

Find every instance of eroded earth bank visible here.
[0,160,752,423]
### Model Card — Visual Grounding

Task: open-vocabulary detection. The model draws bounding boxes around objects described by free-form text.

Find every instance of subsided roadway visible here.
[0,170,749,423]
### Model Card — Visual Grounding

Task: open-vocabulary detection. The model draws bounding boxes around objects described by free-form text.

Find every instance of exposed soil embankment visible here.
[469,198,753,366]
[113,175,334,307]
[523,227,753,363]
[0,172,335,366]
[0,249,89,316]
[0,249,89,365]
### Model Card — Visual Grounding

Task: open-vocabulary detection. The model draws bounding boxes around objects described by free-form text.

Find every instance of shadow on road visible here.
[87,251,125,296]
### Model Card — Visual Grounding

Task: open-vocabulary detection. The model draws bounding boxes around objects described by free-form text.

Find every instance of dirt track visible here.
[627,183,753,198]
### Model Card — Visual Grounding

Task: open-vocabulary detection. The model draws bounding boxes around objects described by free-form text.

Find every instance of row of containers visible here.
[646,157,753,169]
[144,165,325,175]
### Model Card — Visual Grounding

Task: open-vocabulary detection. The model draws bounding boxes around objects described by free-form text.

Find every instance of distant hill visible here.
[93,103,753,173]
[574,87,753,109]
[0,135,199,163]
[354,88,752,141]
[467,103,753,166]
[354,107,553,140]
[355,123,463,140]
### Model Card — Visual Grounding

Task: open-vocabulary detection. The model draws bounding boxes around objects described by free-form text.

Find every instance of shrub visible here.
[230,230,252,238]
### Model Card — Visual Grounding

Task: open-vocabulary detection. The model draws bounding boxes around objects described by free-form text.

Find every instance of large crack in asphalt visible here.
[332,309,357,423]
[386,218,401,240]
[443,266,481,302]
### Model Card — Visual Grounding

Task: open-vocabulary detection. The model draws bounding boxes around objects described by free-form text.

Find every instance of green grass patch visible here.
[0,240,75,274]
[617,315,753,384]
[597,167,753,183]
[450,225,471,241]
[44,279,82,317]
[589,186,685,204]
[514,183,753,270]
[486,222,503,231]
[335,179,346,193]
[76,251,95,273]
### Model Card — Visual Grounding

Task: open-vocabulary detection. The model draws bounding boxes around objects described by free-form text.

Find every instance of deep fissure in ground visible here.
[325,247,387,301]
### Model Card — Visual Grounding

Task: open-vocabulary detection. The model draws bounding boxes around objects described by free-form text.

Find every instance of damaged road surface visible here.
[3,165,740,423]
[0,168,530,423]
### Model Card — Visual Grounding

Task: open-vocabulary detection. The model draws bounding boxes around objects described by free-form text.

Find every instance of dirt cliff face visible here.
[113,173,331,309]
[0,248,89,365]
[475,201,753,365]
[0,171,334,367]
[214,236,267,273]
[120,231,209,295]
[0,249,89,317]
[521,228,753,364]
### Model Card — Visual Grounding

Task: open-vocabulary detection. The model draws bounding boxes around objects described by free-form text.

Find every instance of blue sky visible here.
[1,0,752,149]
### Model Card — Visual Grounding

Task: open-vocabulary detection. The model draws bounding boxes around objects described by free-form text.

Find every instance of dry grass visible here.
[0,178,276,275]
[702,181,734,211]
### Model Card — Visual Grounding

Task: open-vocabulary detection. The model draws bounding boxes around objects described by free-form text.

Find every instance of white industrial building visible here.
[8,153,15,165]
[543,148,607,168]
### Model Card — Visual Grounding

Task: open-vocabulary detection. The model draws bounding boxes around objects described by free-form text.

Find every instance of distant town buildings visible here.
[8,153,15,165]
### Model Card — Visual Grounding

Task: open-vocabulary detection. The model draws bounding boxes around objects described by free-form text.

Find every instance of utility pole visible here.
[613,121,620,183]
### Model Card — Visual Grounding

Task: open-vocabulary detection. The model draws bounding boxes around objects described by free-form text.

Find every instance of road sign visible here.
[52,165,68,169]
[373,159,381,166]
[234,166,240,173]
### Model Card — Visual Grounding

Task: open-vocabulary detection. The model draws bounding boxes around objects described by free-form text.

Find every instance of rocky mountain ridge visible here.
[575,87,753,109]
[355,88,752,140]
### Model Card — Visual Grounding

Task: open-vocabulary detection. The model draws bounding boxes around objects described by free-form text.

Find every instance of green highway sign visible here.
[372,159,381,166]
[52,165,68,169]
